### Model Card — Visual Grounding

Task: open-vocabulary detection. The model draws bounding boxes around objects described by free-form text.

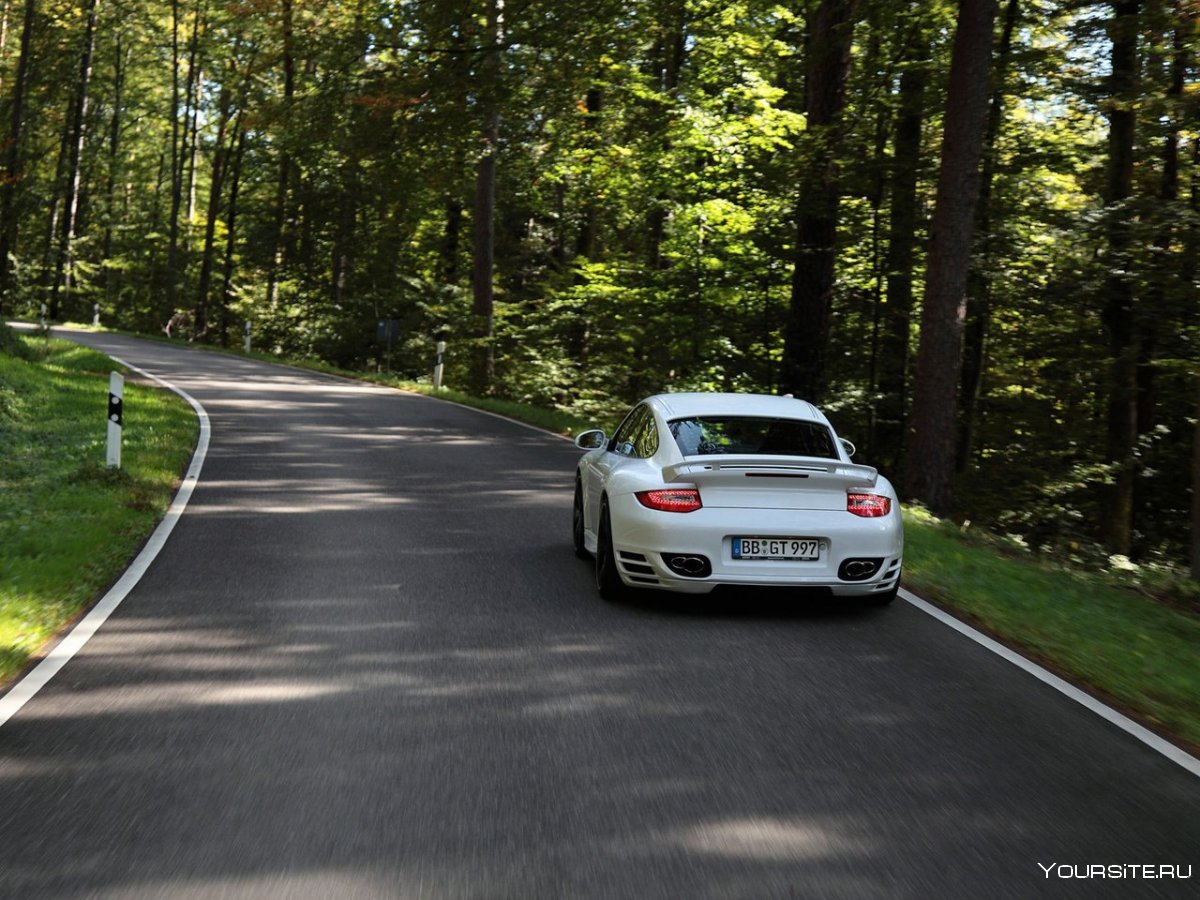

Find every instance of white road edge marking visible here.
[0,354,209,729]
[900,587,1200,778]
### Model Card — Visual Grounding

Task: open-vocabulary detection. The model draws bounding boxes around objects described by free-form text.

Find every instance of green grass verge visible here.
[904,506,1200,749]
[0,334,197,684]
[5,326,1198,755]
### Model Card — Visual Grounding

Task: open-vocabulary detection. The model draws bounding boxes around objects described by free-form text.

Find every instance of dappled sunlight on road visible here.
[667,816,868,861]
[80,870,413,900]
[10,679,353,719]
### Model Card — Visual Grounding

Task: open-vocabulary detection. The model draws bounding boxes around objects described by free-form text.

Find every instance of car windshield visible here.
[668,416,838,459]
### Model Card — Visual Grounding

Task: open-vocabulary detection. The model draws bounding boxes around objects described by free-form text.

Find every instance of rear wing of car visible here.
[662,455,879,488]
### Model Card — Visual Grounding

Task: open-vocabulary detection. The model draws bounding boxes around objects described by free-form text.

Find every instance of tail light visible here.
[847,493,891,517]
[636,489,703,513]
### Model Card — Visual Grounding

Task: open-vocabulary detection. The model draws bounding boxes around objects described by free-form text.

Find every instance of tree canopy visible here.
[1,0,1198,572]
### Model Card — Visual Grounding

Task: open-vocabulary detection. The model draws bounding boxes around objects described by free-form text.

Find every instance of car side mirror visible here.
[575,429,607,451]
[840,438,857,458]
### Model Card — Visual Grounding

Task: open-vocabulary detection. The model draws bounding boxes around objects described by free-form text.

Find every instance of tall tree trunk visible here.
[266,0,296,310]
[1188,129,1199,580]
[574,86,602,262]
[169,0,203,322]
[1138,7,1186,438]
[780,0,858,402]
[331,161,358,313]
[40,125,71,314]
[441,196,463,283]
[0,0,37,315]
[958,0,1020,472]
[50,0,99,321]
[645,2,686,271]
[874,15,930,473]
[864,20,889,459]
[218,128,247,348]
[186,68,202,223]
[1099,1,1141,555]
[471,0,503,391]
[166,0,184,321]
[195,87,235,337]
[0,3,9,89]
[102,31,126,309]
[904,0,998,516]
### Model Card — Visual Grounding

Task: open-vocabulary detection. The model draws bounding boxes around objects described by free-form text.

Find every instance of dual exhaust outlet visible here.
[838,558,883,581]
[662,554,712,578]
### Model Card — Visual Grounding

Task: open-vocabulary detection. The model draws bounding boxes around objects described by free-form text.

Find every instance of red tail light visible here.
[636,489,703,513]
[847,493,891,517]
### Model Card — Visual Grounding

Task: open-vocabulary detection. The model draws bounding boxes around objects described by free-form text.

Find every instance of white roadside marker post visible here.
[433,340,446,391]
[93,303,100,327]
[106,372,123,469]
[244,320,251,354]
[39,303,47,333]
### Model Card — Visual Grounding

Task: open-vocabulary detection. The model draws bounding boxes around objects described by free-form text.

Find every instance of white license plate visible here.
[732,537,821,561]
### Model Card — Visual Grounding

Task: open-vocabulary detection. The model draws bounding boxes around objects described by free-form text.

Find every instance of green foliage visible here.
[0,0,1198,569]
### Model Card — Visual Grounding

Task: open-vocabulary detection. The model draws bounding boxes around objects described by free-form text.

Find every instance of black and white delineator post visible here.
[106,372,123,469]
[433,340,446,391]
[244,320,252,354]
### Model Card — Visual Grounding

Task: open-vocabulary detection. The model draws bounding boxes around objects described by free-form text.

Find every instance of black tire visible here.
[572,479,590,560]
[594,502,627,602]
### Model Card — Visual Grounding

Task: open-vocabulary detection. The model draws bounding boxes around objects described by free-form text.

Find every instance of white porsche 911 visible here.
[572,393,903,603]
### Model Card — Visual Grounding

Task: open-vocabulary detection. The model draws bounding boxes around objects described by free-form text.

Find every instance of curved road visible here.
[0,332,1196,899]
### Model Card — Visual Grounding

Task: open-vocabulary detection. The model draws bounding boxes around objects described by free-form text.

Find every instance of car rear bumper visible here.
[608,493,903,596]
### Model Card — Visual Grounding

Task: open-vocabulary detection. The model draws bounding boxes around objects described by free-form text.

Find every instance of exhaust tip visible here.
[838,558,883,581]
[661,553,712,578]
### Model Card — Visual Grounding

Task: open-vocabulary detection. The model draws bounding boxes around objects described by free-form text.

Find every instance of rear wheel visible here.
[594,502,628,602]
[572,479,589,560]
[869,572,901,606]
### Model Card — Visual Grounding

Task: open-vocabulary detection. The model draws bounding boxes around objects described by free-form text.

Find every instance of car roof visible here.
[645,392,829,425]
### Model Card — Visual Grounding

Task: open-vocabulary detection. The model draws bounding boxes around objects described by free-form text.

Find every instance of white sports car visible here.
[572,392,903,603]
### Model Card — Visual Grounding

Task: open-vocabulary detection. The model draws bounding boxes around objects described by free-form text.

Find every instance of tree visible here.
[471,0,504,391]
[780,0,858,402]
[873,3,937,472]
[48,0,99,321]
[0,0,37,315]
[957,0,1021,472]
[1099,0,1140,555]
[904,0,999,516]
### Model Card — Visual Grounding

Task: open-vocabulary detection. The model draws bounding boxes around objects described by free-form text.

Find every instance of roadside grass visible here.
[0,334,196,685]
[903,507,1200,749]
[5,325,1199,755]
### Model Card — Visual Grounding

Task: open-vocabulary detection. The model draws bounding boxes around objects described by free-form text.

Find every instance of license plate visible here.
[732,537,821,561]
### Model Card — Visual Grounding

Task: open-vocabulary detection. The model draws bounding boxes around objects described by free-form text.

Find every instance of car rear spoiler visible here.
[662,455,879,487]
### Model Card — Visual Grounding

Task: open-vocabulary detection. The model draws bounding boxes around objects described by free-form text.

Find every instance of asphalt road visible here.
[0,331,1196,899]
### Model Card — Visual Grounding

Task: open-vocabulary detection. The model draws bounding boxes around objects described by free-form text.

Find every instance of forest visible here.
[0,0,1198,577]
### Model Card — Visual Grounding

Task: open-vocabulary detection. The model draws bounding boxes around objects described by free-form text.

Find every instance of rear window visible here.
[668,416,837,459]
